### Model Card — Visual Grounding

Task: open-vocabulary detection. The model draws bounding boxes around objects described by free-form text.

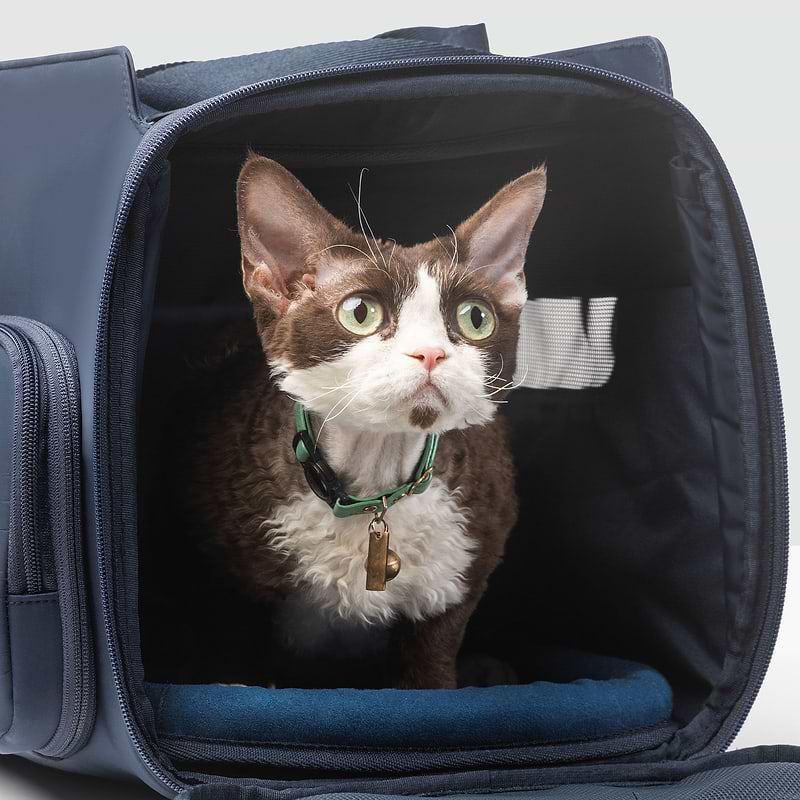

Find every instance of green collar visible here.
[292,402,439,518]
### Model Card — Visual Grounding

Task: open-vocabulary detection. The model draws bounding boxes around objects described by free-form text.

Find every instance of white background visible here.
[0,1,798,796]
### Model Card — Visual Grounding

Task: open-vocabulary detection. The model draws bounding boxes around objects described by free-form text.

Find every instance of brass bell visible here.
[385,549,401,582]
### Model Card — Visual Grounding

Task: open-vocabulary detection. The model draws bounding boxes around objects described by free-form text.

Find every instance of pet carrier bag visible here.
[0,22,794,799]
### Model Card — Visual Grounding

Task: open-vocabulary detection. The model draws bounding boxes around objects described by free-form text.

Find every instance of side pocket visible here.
[0,317,94,757]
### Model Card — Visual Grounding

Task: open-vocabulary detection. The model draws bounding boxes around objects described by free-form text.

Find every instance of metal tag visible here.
[366,521,391,591]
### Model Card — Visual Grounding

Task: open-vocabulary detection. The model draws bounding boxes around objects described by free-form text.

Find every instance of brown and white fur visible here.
[182,155,547,689]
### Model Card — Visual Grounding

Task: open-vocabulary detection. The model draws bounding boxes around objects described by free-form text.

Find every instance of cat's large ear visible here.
[455,165,547,307]
[237,154,352,315]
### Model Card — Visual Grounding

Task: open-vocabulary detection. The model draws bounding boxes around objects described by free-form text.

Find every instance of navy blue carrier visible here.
[0,23,793,799]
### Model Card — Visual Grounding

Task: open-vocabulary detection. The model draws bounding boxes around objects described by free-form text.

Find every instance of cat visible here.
[181,155,547,689]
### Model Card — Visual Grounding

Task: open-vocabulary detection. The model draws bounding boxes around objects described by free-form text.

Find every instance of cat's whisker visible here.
[484,365,529,397]
[493,361,507,384]
[432,228,459,283]
[473,390,510,406]
[446,224,459,273]
[349,169,389,274]
[485,383,512,396]
[314,389,357,451]
[302,385,345,404]
[303,377,362,404]
[505,364,529,391]
[466,257,501,276]
[313,367,364,437]
[319,370,360,391]
[313,243,377,265]
[305,370,364,403]
[452,258,501,290]
[473,391,509,406]
[317,385,367,433]
[357,168,388,270]
[433,233,453,263]
[348,178,379,268]
[483,358,506,385]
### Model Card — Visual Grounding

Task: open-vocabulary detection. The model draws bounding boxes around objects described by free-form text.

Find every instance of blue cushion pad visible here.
[146,651,673,748]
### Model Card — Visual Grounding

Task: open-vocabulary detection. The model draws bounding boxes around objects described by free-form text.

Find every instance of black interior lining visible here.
[123,78,749,774]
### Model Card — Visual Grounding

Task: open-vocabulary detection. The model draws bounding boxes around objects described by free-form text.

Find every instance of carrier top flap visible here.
[136,27,672,116]
[174,746,800,798]
[0,46,145,354]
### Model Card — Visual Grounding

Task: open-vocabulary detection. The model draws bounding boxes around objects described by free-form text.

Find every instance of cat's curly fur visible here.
[177,156,546,688]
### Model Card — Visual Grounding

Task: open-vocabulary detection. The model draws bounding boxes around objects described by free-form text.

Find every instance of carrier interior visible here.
[134,74,734,773]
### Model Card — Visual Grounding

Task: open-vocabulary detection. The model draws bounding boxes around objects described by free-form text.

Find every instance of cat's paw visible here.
[457,654,519,687]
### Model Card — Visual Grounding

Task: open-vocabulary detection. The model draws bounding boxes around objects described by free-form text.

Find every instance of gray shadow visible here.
[0,756,161,799]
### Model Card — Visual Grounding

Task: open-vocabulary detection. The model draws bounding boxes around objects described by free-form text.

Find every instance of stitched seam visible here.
[0,49,146,132]
[641,38,667,92]
[0,49,118,73]
[7,596,59,606]
[115,52,135,126]
[111,51,147,132]
[691,165,752,641]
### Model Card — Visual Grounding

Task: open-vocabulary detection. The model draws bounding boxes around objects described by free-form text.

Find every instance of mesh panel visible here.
[514,297,617,390]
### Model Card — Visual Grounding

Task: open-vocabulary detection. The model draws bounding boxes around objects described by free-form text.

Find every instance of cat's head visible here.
[237,155,546,434]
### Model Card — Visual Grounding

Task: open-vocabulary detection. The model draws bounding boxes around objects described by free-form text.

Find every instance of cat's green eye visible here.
[336,294,385,336]
[456,300,496,341]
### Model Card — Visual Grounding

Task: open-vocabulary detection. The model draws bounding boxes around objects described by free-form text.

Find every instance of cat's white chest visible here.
[264,479,476,653]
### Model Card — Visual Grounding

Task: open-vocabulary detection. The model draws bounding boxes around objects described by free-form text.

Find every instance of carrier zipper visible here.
[94,54,788,792]
[0,323,44,594]
[23,318,93,759]
[0,317,94,759]
[706,162,790,753]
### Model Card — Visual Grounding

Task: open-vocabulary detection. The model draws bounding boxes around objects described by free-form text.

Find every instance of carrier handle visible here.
[136,24,493,114]
[136,29,672,116]
[374,23,491,53]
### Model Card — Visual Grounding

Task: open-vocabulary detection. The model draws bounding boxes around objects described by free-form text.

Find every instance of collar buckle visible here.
[409,466,434,495]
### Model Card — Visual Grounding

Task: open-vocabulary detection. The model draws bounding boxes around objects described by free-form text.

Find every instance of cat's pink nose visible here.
[407,347,447,372]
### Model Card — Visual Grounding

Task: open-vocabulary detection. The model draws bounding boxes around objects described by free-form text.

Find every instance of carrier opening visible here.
[121,72,742,777]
